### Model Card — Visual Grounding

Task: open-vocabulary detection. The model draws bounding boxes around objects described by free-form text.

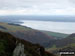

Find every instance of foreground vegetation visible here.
[0,31,56,56]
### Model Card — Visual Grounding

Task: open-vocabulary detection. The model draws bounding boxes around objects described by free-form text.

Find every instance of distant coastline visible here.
[0,15,75,22]
[0,15,75,34]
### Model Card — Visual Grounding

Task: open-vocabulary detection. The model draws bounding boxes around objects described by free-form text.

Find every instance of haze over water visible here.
[20,20,75,34]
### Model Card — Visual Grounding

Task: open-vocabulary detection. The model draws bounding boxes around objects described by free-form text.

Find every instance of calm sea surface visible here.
[20,20,75,34]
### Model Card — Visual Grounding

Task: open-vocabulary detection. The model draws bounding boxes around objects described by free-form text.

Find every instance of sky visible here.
[0,0,75,15]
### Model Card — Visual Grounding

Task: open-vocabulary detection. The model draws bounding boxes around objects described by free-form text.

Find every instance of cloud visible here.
[0,0,75,15]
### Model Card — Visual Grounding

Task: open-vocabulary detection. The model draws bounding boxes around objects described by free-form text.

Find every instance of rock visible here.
[13,43,26,56]
[36,46,45,56]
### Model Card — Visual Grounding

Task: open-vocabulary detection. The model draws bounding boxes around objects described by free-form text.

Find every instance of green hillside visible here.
[0,22,52,47]
[41,30,69,39]
[46,34,75,54]
[0,22,32,32]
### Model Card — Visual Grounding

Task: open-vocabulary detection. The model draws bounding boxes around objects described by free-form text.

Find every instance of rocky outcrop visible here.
[13,43,26,56]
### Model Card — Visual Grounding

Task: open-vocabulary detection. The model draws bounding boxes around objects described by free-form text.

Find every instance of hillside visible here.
[0,22,75,56]
[0,22,55,47]
[41,30,69,39]
[46,33,75,53]
[55,33,75,47]
[0,31,56,56]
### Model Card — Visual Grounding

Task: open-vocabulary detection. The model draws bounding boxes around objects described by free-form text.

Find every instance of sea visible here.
[20,20,75,34]
[0,15,75,34]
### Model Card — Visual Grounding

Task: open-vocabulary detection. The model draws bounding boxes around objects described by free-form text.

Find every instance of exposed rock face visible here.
[13,43,26,56]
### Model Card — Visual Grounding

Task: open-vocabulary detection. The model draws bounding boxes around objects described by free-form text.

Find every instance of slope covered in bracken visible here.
[0,31,56,56]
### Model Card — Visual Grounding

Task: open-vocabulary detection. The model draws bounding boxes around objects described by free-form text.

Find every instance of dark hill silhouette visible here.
[0,31,56,56]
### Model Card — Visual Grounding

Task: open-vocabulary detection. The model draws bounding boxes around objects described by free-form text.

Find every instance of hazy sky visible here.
[0,0,75,15]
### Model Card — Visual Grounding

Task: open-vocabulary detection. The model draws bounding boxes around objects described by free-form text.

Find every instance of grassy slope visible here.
[41,30,69,39]
[0,22,32,32]
[0,22,69,39]
[46,43,75,54]
[46,34,75,53]
[0,22,51,47]
[0,22,69,40]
